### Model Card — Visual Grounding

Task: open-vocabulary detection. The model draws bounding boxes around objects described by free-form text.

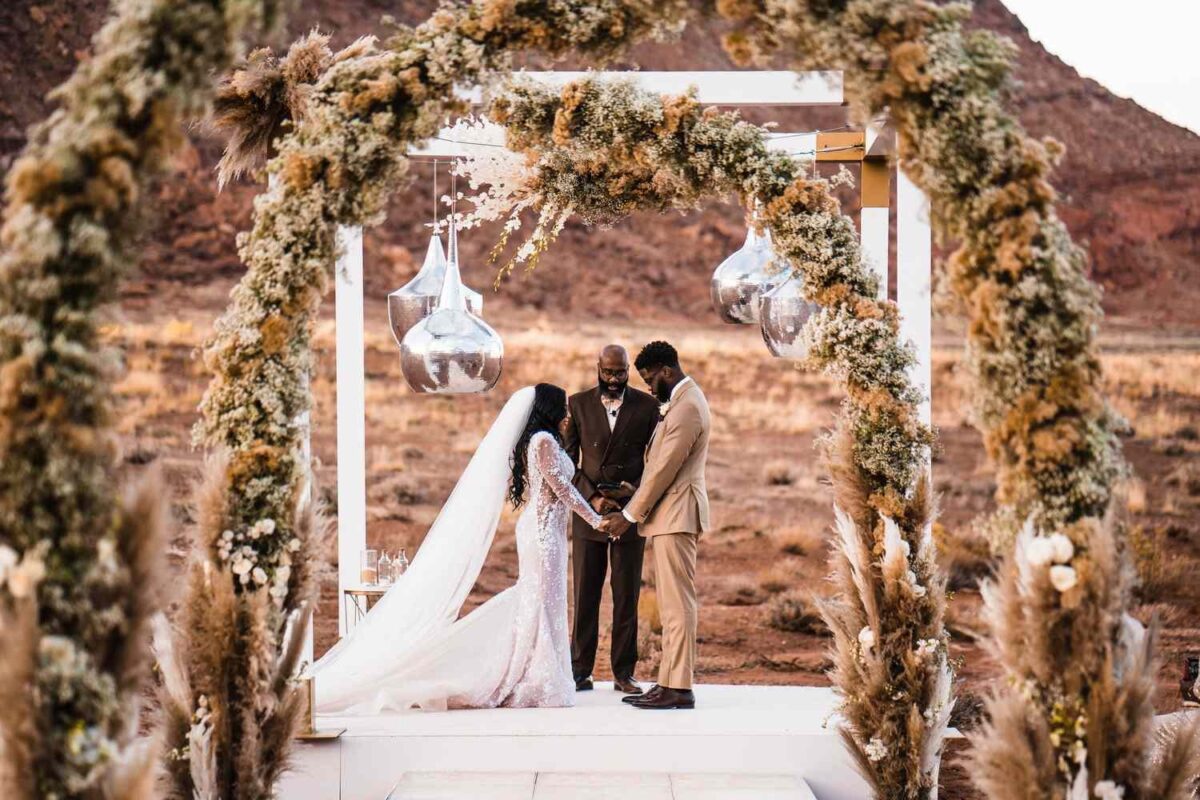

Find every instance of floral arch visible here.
[2,1,1190,799]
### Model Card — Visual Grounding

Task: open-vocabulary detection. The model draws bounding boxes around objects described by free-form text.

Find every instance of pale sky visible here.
[1000,0,1200,134]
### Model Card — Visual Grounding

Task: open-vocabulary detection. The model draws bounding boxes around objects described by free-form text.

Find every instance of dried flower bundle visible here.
[0,0,280,795]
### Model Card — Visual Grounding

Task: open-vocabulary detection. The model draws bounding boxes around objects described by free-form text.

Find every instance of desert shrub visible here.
[934,521,995,591]
[763,460,797,486]
[758,563,797,595]
[638,589,662,634]
[772,526,823,558]
[712,576,766,607]
[765,590,827,635]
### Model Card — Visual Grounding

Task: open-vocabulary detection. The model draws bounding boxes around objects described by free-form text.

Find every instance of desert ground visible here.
[107,274,1200,798]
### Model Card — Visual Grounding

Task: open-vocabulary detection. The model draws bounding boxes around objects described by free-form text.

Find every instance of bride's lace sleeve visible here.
[533,433,603,529]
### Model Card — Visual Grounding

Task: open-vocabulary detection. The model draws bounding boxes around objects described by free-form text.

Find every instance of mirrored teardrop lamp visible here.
[759,271,821,360]
[399,214,503,394]
[387,163,483,345]
[710,220,787,324]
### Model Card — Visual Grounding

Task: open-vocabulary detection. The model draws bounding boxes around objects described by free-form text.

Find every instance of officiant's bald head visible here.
[597,344,629,398]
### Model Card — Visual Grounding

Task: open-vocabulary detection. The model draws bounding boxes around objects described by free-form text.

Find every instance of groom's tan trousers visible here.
[653,531,699,690]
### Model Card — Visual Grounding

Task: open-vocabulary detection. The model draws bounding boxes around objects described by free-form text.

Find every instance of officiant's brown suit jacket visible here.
[624,380,711,538]
[564,386,660,543]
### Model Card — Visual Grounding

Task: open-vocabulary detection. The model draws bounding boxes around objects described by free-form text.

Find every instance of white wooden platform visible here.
[278,685,869,800]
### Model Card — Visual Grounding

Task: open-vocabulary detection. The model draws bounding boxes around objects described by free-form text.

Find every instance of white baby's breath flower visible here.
[864,736,887,762]
[1049,565,1078,593]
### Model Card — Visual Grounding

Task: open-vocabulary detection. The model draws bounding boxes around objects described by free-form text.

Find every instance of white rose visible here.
[231,559,252,576]
[252,567,268,585]
[287,538,301,552]
[221,530,235,542]
[1026,537,1055,567]
[260,519,276,535]
[1048,533,1075,564]
[275,565,291,584]
[1094,780,1125,800]
[858,626,875,652]
[0,544,19,574]
[1049,565,1078,593]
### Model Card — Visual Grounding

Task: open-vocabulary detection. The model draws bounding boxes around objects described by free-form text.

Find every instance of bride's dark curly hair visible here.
[509,383,568,508]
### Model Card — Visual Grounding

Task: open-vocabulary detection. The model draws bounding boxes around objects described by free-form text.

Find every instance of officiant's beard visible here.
[598,376,627,399]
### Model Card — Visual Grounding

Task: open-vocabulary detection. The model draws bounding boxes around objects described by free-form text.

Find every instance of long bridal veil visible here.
[312,386,535,714]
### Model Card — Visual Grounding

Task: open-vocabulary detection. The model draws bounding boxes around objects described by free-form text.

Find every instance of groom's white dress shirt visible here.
[622,377,693,523]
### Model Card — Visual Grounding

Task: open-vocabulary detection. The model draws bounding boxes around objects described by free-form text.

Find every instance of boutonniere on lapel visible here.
[658,401,671,419]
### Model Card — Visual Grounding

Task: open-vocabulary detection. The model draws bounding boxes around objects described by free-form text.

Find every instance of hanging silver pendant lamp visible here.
[387,161,483,346]
[710,222,787,324]
[759,271,821,360]
[399,213,503,394]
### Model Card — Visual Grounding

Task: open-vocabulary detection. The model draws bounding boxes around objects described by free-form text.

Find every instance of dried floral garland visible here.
[464,74,947,799]
[182,2,692,798]
[0,0,281,796]
[710,1,1197,798]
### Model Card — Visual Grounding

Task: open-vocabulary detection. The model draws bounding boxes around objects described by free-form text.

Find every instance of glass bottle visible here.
[377,551,393,586]
[395,547,410,578]
[359,549,378,586]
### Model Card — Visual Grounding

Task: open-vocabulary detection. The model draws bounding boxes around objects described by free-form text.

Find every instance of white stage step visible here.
[279,684,869,800]
[385,771,818,799]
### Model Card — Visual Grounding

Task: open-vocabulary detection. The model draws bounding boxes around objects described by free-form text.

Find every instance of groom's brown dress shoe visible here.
[624,684,662,704]
[614,676,643,695]
[575,677,594,691]
[631,687,694,710]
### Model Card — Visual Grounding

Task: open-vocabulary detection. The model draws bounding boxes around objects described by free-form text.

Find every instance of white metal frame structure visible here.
[330,72,932,634]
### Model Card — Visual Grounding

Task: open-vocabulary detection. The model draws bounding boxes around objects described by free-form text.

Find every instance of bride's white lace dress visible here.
[312,388,602,715]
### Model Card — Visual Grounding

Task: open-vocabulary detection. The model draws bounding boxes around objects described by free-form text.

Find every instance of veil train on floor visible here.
[312,386,535,714]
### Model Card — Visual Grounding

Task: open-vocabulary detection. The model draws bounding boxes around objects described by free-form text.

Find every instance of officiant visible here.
[563,344,660,695]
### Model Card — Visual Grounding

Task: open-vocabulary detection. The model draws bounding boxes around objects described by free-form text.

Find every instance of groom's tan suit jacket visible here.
[624,379,711,538]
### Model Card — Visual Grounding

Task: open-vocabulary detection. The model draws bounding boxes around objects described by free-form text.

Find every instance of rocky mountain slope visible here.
[2,0,1197,329]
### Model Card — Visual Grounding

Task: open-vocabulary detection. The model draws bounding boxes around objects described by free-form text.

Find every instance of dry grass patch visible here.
[710,576,766,607]
[771,526,823,558]
[758,562,799,595]
[638,589,662,634]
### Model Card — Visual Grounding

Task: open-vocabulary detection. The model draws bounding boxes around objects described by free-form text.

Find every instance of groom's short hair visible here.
[635,341,680,371]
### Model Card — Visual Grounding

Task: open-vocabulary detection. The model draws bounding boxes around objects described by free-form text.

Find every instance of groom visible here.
[600,341,710,710]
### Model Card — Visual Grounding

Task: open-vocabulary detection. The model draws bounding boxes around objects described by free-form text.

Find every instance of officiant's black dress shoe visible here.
[575,677,593,691]
[631,687,694,710]
[624,684,662,704]
[614,676,643,695]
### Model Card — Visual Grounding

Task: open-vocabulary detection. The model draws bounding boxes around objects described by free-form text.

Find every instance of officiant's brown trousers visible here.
[654,531,698,690]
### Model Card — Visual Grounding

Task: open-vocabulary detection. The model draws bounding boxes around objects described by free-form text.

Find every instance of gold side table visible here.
[342,585,389,633]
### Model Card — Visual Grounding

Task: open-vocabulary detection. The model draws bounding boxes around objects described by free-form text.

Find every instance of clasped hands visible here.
[597,513,632,539]
[589,481,635,539]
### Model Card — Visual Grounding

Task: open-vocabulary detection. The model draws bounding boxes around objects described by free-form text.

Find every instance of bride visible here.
[313,384,605,714]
